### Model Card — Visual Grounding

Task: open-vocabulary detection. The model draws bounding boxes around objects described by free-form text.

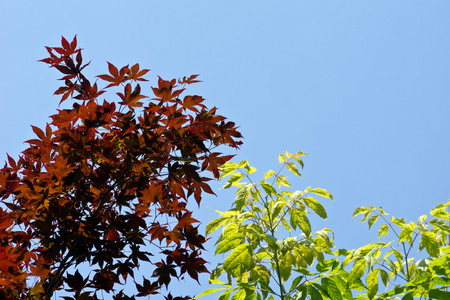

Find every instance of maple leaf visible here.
[175,212,199,230]
[152,261,177,288]
[179,251,208,283]
[182,225,206,251]
[97,62,128,88]
[181,95,206,113]
[151,77,178,102]
[135,278,158,297]
[178,74,201,85]
[148,223,168,243]
[117,83,147,108]
[126,63,150,82]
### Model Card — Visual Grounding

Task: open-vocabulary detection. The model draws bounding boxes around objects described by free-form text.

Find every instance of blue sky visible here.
[1,1,449,298]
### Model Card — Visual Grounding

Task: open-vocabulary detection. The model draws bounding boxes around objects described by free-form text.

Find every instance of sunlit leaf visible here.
[276,175,292,188]
[304,197,327,219]
[430,219,450,233]
[264,170,276,179]
[419,231,440,257]
[216,233,244,255]
[378,224,389,240]
[194,288,228,298]
[286,162,302,177]
[223,244,252,277]
[311,188,333,200]
[366,269,379,300]
[223,173,245,189]
[322,277,343,300]
[368,215,379,229]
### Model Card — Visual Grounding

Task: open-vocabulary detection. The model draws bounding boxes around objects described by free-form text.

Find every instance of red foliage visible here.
[0,36,242,299]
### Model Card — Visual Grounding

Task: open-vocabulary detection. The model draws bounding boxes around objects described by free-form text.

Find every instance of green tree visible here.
[198,152,450,300]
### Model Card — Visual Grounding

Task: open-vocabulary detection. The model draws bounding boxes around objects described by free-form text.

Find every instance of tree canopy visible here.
[199,152,450,300]
[0,36,242,299]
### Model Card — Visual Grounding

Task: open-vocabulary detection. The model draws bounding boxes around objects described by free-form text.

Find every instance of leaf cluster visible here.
[0,36,242,299]
[199,152,336,300]
[348,202,450,299]
[199,152,450,300]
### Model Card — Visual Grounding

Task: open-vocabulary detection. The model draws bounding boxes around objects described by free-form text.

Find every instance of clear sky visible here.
[1,1,449,299]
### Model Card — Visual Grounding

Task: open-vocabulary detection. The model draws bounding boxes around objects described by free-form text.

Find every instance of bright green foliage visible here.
[196,152,337,300]
[349,201,450,299]
[197,152,450,300]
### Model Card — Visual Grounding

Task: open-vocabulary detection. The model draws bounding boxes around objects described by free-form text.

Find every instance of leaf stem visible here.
[264,199,287,300]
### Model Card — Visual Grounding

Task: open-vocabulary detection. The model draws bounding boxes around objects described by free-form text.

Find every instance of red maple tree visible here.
[0,36,242,299]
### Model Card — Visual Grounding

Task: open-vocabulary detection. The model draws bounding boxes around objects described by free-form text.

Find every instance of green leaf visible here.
[378,224,389,240]
[244,165,256,174]
[223,244,253,277]
[209,278,229,286]
[289,275,304,292]
[429,289,450,299]
[293,150,307,157]
[195,288,228,298]
[293,156,305,169]
[401,293,413,300]
[234,187,250,211]
[311,188,333,200]
[231,290,246,300]
[366,269,379,300]
[365,254,377,271]
[316,259,336,273]
[219,162,238,179]
[304,197,327,219]
[368,215,379,229]
[419,231,440,257]
[390,250,404,271]
[279,252,296,281]
[264,170,276,179]
[416,258,431,272]
[210,266,225,280]
[245,224,263,241]
[276,175,292,188]
[236,160,248,169]
[216,233,244,255]
[244,293,256,300]
[360,211,371,223]
[391,216,405,227]
[316,229,334,250]
[379,207,388,215]
[348,259,367,286]
[294,267,315,276]
[251,265,271,285]
[259,180,277,196]
[308,285,323,300]
[290,209,311,236]
[281,218,291,233]
[322,277,343,300]
[206,217,229,237]
[258,279,276,294]
[223,173,244,189]
[286,162,302,177]
[430,208,450,221]
[261,234,279,251]
[294,245,315,268]
[398,222,415,245]
[380,269,389,288]
[218,290,233,300]
[430,218,450,233]
[279,153,286,163]
[352,207,370,219]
